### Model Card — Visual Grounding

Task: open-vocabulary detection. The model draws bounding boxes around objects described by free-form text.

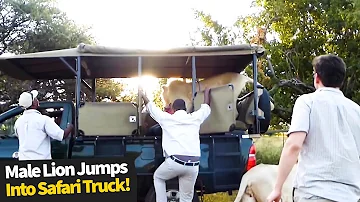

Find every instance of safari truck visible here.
[0,43,272,202]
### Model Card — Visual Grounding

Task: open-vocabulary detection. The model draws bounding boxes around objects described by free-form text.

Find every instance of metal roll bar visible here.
[60,52,261,136]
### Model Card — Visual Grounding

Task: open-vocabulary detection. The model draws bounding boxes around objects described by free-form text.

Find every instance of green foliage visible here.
[254,135,284,164]
[0,115,20,137]
[238,0,360,124]
[0,0,94,55]
[0,0,133,112]
[94,79,136,102]
[152,78,168,109]
[192,10,237,46]
[152,88,164,109]
[0,0,90,110]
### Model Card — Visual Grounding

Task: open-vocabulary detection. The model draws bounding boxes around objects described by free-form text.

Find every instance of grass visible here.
[201,135,286,202]
[254,135,286,165]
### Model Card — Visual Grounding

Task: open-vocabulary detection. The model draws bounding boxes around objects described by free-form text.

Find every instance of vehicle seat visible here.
[78,102,138,136]
[140,111,159,135]
[236,88,271,133]
[146,123,162,136]
[55,116,62,126]
[193,84,236,134]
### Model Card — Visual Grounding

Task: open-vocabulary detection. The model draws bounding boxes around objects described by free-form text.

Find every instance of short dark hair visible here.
[172,99,186,111]
[312,54,346,88]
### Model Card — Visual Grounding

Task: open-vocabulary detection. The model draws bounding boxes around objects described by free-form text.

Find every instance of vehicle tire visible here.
[144,182,200,202]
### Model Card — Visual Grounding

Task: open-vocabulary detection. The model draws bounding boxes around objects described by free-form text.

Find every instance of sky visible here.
[56,0,258,49]
[56,0,260,99]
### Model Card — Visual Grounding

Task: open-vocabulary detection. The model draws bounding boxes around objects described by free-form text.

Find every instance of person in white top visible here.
[14,90,74,161]
[267,54,360,202]
[139,87,211,202]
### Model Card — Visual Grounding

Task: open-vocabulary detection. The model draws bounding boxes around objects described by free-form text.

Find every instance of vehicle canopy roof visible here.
[0,43,265,80]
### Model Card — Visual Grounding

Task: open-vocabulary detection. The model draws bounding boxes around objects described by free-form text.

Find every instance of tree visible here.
[191,10,237,46]
[193,0,360,128]
[152,78,168,109]
[93,79,130,102]
[238,0,360,125]
[0,0,132,112]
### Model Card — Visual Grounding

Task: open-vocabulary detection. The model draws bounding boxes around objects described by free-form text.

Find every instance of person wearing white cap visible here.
[14,90,74,161]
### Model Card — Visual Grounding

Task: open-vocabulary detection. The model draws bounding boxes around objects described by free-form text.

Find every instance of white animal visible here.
[234,164,297,202]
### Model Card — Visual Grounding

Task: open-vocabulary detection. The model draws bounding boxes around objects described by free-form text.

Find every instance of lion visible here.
[234,163,297,202]
[161,72,273,113]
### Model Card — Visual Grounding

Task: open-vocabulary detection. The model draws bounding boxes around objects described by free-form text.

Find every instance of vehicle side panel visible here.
[71,133,252,194]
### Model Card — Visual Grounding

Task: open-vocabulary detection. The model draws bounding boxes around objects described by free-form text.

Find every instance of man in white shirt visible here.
[140,87,211,202]
[14,90,73,161]
[267,54,360,202]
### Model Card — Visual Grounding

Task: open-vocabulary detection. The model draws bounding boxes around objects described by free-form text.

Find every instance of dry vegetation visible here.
[201,135,286,202]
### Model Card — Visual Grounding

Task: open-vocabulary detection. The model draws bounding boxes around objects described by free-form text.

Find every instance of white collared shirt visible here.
[288,87,360,201]
[14,109,64,160]
[146,102,211,157]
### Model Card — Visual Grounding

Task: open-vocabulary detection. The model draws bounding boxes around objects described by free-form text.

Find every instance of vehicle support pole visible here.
[60,57,77,75]
[137,56,142,135]
[60,57,92,94]
[191,56,197,112]
[91,78,96,102]
[75,57,82,136]
[252,53,260,134]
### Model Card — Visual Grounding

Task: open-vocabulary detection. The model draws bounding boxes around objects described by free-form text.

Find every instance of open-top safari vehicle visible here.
[0,43,272,202]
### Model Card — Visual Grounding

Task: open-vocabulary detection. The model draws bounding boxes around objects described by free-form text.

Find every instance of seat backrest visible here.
[193,84,236,134]
[139,111,158,134]
[79,102,138,136]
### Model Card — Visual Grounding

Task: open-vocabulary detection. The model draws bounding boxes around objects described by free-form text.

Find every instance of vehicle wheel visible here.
[144,182,200,202]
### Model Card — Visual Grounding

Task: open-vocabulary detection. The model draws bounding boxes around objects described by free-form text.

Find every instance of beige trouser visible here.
[153,157,199,202]
[293,188,336,202]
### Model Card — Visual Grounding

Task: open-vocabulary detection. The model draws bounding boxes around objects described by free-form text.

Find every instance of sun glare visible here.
[113,76,161,100]
[113,76,191,101]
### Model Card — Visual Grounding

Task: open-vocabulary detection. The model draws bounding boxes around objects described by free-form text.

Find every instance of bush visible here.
[202,135,286,202]
[254,135,285,164]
